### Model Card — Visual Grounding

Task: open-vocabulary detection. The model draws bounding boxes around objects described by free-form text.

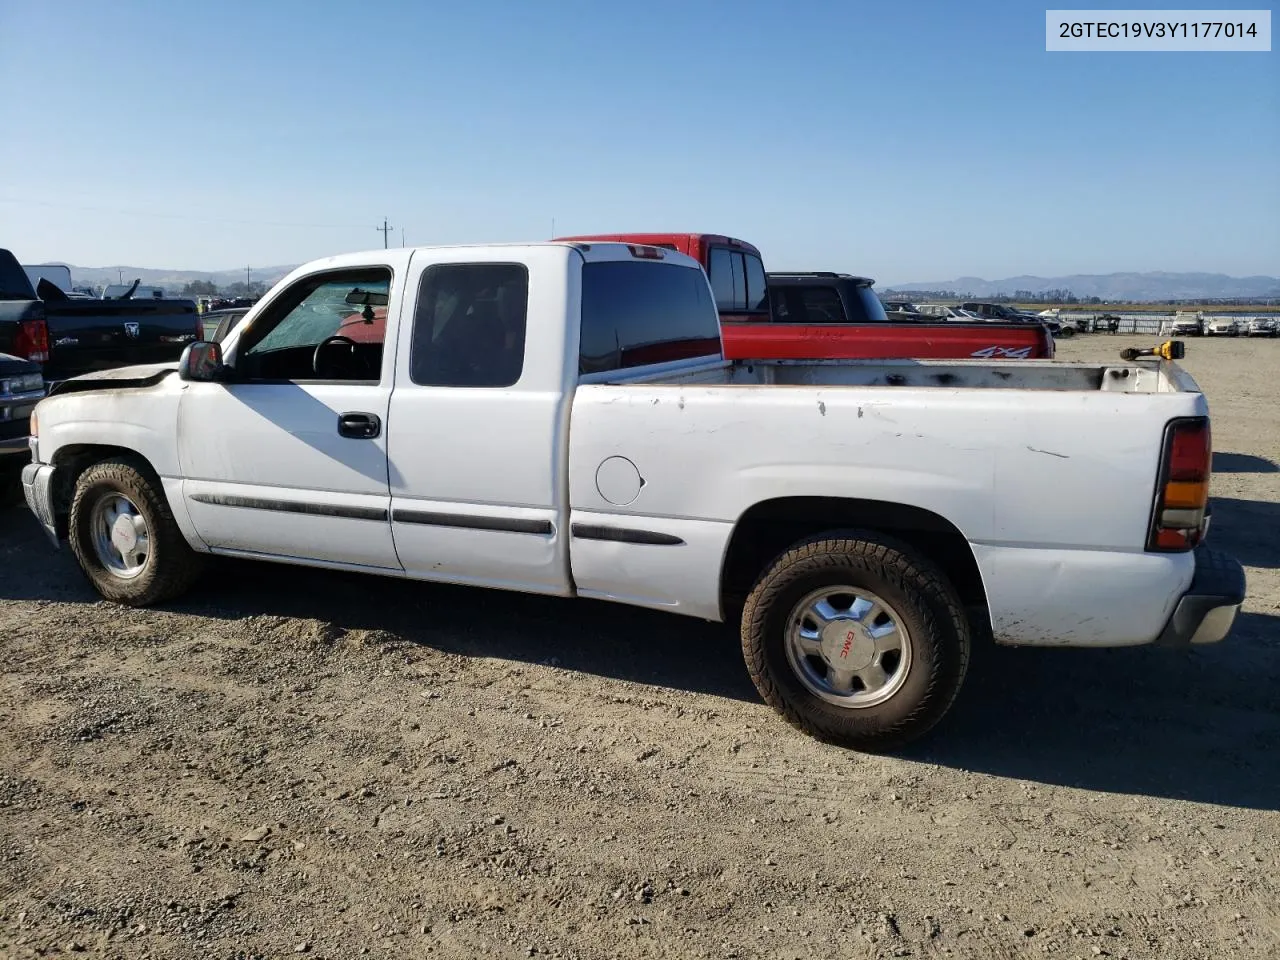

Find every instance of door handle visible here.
[337,411,381,439]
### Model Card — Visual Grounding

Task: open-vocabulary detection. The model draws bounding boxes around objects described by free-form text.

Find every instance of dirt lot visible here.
[2,334,1277,960]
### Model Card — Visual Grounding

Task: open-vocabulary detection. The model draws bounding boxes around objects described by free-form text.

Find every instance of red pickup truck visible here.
[554,232,1054,361]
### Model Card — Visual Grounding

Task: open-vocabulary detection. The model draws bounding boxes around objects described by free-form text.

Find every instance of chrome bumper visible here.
[1154,547,1246,647]
[21,462,59,548]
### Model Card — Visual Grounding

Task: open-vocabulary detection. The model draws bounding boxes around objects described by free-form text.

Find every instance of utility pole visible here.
[246,266,251,292]
[377,217,394,249]
[117,268,123,284]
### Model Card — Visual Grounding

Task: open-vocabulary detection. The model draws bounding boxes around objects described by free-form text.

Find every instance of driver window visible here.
[236,268,391,382]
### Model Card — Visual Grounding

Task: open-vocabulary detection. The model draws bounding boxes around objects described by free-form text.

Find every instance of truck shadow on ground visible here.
[1207,497,1280,569]
[914,609,1279,811]
[1213,451,1279,474]
[1,504,1276,810]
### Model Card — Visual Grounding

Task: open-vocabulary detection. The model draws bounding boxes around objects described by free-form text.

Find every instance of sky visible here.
[1,0,1277,284]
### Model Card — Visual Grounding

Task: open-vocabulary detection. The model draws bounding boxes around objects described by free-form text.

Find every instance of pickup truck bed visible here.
[20,241,1245,751]
[723,274,1055,361]
[569,355,1203,645]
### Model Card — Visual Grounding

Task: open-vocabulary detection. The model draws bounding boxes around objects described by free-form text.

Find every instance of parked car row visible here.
[1206,316,1277,337]
[18,238,1247,753]
[1159,311,1278,337]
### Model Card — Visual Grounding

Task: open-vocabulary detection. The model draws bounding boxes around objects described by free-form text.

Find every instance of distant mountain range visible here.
[29,262,300,293]
[28,262,1280,303]
[884,272,1280,301]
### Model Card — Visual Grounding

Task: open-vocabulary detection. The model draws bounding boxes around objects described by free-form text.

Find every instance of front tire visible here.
[68,457,205,606]
[741,531,971,751]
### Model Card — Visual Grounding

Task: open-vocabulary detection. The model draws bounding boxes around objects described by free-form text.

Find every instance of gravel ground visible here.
[1,334,1277,960]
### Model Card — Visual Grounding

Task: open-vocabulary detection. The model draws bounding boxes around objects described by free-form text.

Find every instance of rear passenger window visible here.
[708,247,768,314]
[744,254,768,312]
[708,248,735,311]
[580,261,721,375]
[410,263,527,387]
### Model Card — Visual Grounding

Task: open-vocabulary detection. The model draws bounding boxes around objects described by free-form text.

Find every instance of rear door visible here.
[385,246,573,594]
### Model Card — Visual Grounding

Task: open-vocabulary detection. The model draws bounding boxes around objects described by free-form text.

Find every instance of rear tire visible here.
[68,457,205,606]
[741,531,970,751]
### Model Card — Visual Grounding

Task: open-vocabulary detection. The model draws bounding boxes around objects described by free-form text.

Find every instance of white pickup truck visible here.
[20,241,1245,750]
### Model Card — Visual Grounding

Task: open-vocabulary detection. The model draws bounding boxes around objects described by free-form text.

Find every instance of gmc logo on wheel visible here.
[839,631,855,658]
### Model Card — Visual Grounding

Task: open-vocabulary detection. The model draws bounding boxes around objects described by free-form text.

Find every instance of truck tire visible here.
[741,531,970,751]
[68,457,205,606]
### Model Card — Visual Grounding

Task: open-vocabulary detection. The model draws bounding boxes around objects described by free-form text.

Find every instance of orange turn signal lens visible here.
[1163,480,1209,509]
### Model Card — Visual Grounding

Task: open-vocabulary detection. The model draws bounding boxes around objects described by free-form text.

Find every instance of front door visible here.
[177,265,401,570]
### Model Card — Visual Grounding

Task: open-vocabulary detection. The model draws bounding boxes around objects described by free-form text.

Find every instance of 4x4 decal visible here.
[970,345,1034,359]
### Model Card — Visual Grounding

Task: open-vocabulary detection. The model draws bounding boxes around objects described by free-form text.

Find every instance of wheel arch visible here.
[48,444,161,539]
[720,496,989,628]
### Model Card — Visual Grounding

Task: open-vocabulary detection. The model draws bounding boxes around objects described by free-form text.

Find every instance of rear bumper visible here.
[21,462,59,547]
[1154,547,1245,647]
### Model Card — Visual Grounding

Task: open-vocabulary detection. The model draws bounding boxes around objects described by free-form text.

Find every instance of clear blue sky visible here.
[2,0,1276,283]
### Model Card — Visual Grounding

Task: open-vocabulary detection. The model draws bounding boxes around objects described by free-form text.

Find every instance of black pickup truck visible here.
[0,247,200,385]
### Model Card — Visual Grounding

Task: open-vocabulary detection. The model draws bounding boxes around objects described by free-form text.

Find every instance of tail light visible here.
[13,318,50,363]
[1147,417,1211,551]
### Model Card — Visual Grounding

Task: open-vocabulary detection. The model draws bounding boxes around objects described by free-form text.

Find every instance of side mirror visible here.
[178,341,226,382]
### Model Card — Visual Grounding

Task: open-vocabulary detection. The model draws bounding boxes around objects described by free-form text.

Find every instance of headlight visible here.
[10,373,44,393]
